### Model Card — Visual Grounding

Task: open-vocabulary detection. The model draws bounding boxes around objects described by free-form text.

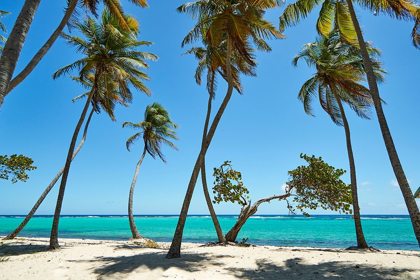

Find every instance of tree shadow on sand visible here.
[229,257,416,280]
[92,251,227,277]
[0,243,49,257]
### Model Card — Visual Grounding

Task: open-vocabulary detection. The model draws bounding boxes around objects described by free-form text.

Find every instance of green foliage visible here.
[294,31,386,126]
[123,102,179,162]
[0,154,37,184]
[212,161,250,206]
[287,154,353,216]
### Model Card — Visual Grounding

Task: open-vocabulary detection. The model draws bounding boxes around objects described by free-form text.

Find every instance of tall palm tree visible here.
[0,0,149,108]
[167,0,284,259]
[184,43,256,243]
[49,10,157,249]
[279,0,420,247]
[123,103,178,239]
[0,10,10,53]
[294,33,386,248]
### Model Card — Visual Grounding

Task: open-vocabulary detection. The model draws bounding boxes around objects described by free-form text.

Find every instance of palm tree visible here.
[49,10,157,249]
[167,0,284,259]
[279,0,420,247]
[293,32,386,248]
[123,103,178,239]
[184,43,256,243]
[0,10,10,53]
[0,0,149,108]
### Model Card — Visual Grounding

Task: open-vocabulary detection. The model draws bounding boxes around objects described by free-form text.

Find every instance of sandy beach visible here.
[0,237,419,279]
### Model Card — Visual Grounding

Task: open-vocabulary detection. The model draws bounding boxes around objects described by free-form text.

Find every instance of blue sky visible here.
[0,0,419,216]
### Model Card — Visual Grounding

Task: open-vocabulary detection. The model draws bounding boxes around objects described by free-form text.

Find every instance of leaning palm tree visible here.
[123,103,178,239]
[0,10,10,53]
[293,32,386,248]
[184,43,256,243]
[0,0,149,107]
[167,0,284,259]
[279,0,420,247]
[49,9,157,249]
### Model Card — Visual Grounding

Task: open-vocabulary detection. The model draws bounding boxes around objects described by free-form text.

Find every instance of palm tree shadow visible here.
[93,251,222,277]
[0,243,49,257]
[230,257,415,279]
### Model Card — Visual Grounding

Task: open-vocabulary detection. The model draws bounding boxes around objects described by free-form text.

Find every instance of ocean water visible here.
[0,215,418,251]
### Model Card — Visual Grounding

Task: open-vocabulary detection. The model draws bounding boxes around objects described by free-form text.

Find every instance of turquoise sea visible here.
[0,215,418,251]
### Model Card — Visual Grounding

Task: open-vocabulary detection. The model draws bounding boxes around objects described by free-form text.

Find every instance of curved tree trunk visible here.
[0,0,41,108]
[49,82,97,250]
[166,36,234,259]
[4,107,95,240]
[225,193,290,242]
[333,90,368,248]
[128,147,147,239]
[201,71,226,243]
[6,0,78,95]
[345,0,420,247]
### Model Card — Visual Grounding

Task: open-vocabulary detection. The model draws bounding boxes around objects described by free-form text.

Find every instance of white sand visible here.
[1,237,419,279]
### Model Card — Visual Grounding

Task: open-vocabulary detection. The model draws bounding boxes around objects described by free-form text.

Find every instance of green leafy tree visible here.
[0,154,36,183]
[0,0,149,107]
[167,0,283,259]
[49,9,157,249]
[293,32,385,248]
[279,0,420,247]
[123,102,178,239]
[212,156,353,242]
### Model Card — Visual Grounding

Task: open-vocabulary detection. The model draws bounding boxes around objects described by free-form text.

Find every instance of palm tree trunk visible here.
[128,147,147,239]
[0,0,41,107]
[333,89,368,248]
[201,71,226,243]
[49,81,97,250]
[345,0,420,247]
[4,107,94,240]
[166,36,234,259]
[6,0,78,95]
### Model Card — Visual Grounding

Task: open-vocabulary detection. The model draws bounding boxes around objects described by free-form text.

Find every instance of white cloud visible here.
[368,202,376,206]
[361,181,371,186]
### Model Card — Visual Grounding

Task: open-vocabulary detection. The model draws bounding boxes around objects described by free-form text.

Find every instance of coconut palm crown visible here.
[279,0,420,46]
[293,32,386,124]
[53,10,157,95]
[123,102,179,162]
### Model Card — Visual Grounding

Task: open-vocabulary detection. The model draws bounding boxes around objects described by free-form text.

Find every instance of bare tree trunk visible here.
[345,0,420,247]
[0,0,41,108]
[6,0,78,95]
[201,71,225,243]
[225,194,290,242]
[166,36,234,259]
[333,90,368,248]
[4,107,94,240]
[128,147,147,239]
[49,80,97,250]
